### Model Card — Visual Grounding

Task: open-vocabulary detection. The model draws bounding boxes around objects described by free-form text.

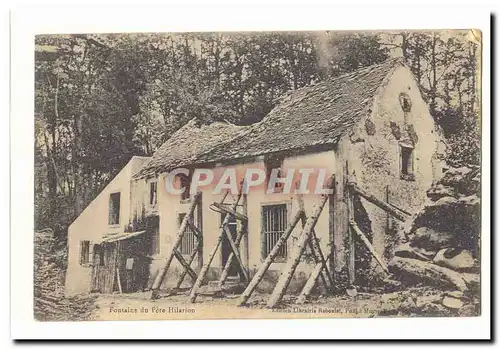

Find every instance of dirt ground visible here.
[89,286,461,321]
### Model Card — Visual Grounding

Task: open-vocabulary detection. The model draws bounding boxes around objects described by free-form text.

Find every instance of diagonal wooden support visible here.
[349,219,390,274]
[151,193,201,291]
[175,246,200,289]
[266,180,333,309]
[237,209,303,307]
[349,183,409,222]
[296,252,332,304]
[189,191,244,303]
[173,249,198,280]
[222,224,249,281]
[187,219,203,239]
[307,231,334,293]
[297,194,333,293]
[212,202,248,221]
[218,227,245,287]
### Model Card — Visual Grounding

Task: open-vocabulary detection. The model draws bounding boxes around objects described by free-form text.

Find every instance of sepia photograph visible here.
[31,28,483,323]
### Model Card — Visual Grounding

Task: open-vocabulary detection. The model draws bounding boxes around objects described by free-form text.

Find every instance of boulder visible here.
[389,257,468,292]
[415,294,442,308]
[433,248,475,272]
[410,195,480,254]
[395,242,436,261]
[437,166,480,197]
[445,290,465,300]
[411,197,460,233]
[442,296,464,309]
[420,302,451,316]
[458,304,479,317]
[409,227,454,250]
[427,184,457,201]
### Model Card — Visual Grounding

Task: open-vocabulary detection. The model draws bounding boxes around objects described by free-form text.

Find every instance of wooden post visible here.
[241,193,249,276]
[385,185,390,234]
[266,191,331,309]
[196,193,203,270]
[296,252,332,304]
[151,193,200,290]
[116,267,123,294]
[328,188,335,284]
[349,220,390,274]
[237,209,303,307]
[189,192,243,303]
[347,182,355,286]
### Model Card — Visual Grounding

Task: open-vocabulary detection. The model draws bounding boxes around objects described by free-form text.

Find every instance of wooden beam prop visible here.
[218,227,245,287]
[308,231,334,292]
[296,252,332,304]
[172,250,198,280]
[189,192,244,303]
[116,267,123,294]
[266,184,332,309]
[151,193,201,290]
[296,192,333,292]
[349,183,409,222]
[237,209,304,307]
[187,219,203,239]
[212,202,248,221]
[349,220,390,274]
[347,185,355,286]
[175,246,200,289]
[223,225,249,281]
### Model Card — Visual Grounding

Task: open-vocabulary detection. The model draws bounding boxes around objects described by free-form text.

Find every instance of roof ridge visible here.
[272,57,403,105]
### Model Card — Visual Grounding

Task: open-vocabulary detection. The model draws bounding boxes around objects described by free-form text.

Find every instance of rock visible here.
[400,297,417,311]
[462,273,480,289]
[415,294,442,308]
[420,302,451,316]
[346,286,358,298]
[445,290,465,299]
[442,296,464,309]
[427,184,457,201]
[395,242,436,261]
[389,257,468,292]
[410,194,480,254]
[433,248,475,272]
[380,292,402,303]
[410,227,454,250]
[458,304,478,317]
[438,166,480,197]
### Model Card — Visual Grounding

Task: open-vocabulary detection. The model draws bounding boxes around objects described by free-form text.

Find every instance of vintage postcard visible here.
[32,28,482,324]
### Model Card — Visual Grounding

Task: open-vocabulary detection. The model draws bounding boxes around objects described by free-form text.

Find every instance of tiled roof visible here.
[135,58,403,178]
[135,119,248,178]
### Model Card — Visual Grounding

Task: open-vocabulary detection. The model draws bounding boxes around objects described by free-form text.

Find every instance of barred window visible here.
[178,213,195,255]
[261,204,288,260]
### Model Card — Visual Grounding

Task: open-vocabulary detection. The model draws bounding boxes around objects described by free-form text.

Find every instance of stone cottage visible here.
[65,58,446,296]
